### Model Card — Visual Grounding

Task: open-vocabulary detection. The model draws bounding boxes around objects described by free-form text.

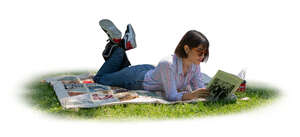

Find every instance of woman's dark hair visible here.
[174,30,209,62]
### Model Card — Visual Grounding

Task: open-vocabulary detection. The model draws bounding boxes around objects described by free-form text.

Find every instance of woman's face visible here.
[185,44,207,65]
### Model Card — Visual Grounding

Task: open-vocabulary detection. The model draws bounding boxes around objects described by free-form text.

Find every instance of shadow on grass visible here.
[244,86,279,99]
[22,71,281,120]
[203,85,280,107]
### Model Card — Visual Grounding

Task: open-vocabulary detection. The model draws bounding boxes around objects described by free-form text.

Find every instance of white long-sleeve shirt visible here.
[142,54,205,101]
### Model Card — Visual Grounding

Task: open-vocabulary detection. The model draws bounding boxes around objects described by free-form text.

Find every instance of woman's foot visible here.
[99,19,122,44]
[121,24,137,50]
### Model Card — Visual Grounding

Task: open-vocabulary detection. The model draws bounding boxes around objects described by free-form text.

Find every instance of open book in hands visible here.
[206,70,243,102]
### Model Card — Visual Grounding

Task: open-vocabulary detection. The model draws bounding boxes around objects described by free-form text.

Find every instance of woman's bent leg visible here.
[93,47,129,82]
[95,64,155,90]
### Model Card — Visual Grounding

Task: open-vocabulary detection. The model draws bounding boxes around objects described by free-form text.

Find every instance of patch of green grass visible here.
[22,71,280,121]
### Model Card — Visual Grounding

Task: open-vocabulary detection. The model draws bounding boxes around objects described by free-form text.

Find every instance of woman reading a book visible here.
[93,19,210,101]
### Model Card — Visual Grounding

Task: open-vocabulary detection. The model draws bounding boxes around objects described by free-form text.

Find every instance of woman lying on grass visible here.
[93,19,210,101]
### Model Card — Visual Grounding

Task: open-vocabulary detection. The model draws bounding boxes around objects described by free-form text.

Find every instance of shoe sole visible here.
[99,19,122,43]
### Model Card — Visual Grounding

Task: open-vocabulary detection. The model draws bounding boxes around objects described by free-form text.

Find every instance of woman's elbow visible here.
[165,94,180,101]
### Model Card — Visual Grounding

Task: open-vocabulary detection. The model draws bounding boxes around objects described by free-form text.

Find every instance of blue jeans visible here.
[93,47,155,90]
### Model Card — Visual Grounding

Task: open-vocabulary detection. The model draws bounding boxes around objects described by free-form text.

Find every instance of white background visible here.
[1,0,299,136]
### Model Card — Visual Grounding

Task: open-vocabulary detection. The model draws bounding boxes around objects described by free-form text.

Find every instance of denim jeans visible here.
[93,47,155,90]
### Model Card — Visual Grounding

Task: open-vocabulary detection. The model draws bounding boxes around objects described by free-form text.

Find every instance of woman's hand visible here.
[182,88,210,101]
[193,88,210,98]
